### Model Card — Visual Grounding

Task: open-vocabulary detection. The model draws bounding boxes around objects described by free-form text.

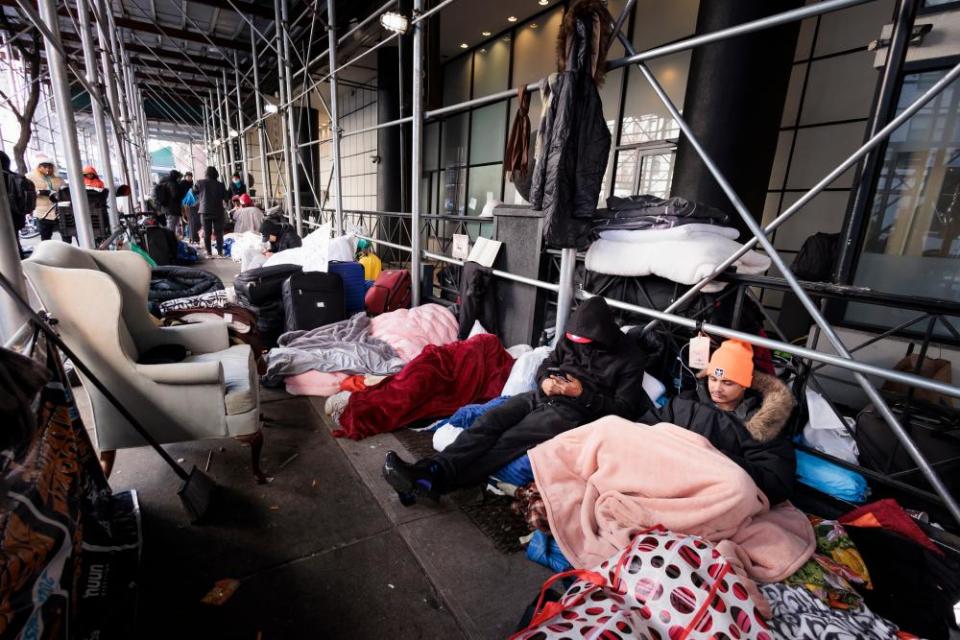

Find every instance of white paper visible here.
[467,236,502,268]
[468,197,477,210]
[689,335,711,369]
[452,233,470,260]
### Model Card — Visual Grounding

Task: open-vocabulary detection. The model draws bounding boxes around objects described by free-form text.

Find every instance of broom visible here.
[0,271,216,522]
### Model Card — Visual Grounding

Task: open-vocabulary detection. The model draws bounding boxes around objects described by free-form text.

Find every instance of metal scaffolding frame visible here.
[1,0,960,526]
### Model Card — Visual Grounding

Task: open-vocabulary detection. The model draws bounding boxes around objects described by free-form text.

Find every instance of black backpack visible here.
[152,181,172,209]
[3,170,36,230]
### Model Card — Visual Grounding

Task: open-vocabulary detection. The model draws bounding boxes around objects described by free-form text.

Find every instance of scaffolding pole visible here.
[0,164,27,342]
[234,52,249,183]
[221,71,236,174]
[282,0,303,233]
[326,0,343,234]
[77,0,118,229]
[408,0,424,306]
[37,0,94,247]
[274,0,295,225]
[94,0,131,211]
[251,28,271,200]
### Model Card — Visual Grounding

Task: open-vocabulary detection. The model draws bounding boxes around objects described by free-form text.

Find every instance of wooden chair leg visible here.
[100,449,117,478]
[236,431,266,484]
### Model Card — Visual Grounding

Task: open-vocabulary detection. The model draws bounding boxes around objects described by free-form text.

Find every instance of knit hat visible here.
[34,154,53,167]
[239,193,253,206]
[706,339,754,388]
[82,165,98,176]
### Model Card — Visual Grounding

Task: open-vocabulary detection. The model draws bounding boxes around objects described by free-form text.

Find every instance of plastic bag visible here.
[501,347,552,396]
[796,449,869,503]
[181,189,197,207]
[802,388,859,464]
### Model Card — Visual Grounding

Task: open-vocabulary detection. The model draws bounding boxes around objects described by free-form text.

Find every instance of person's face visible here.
[269,234,278,243]
[708,375,746,410]
[39,163,53,176]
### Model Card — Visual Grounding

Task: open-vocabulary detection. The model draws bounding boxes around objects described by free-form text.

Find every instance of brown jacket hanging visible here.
[504,85,532,181]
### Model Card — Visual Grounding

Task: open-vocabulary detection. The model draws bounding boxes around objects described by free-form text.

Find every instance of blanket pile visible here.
[369,304,459,361]
[528,416,815,582]
[333,334,515,440]
[585,224,770,291]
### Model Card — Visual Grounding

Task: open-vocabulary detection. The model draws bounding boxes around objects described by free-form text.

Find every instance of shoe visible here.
[382,451,440,506]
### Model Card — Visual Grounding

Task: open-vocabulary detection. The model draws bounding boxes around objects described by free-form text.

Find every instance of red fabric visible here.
[333,334,514,440]
[839,498,940,554]
[753,329,776,376]
[339,375,367,392]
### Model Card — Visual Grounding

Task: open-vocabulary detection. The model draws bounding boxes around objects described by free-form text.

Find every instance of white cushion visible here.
[186,344,256,415]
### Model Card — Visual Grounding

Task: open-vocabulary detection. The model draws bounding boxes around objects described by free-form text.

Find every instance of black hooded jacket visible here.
[640,372,797,504]
[534,297,647,421]
[260,216,302,253]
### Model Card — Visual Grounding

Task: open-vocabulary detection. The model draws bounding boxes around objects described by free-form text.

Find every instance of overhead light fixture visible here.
[538,0,549,5]
[380,11,409,34]
[229,129,239,138]
[264,103,279,114]
[530,23,538,29]
[459,42,468,49]
[507,15,518,22]
[481,30,491,36]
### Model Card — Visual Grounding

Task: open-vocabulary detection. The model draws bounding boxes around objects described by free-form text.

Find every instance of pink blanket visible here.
[528,417,814,582]
[284,371,348,397]
[369,303,459,362]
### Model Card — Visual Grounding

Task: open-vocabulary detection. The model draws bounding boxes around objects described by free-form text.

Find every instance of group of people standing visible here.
[153,166,262,257]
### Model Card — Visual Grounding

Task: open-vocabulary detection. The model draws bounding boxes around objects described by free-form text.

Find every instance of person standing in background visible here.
[182,171,201,243]
[194,166,228,256]
[1,151,36,258]
[82,166,105,190]
[25,154,69,243]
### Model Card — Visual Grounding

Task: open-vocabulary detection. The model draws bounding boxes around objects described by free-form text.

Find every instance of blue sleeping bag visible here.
[526,530,572,573]
[795,449,870,503]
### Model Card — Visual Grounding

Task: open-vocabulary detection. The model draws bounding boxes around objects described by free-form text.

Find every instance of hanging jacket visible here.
[457,261,498,340]
[534,296,647,421]
[641,372,797,505]
[529,0,613,250]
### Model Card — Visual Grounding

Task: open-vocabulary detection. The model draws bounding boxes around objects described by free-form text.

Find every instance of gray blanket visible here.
[263,313,406,385]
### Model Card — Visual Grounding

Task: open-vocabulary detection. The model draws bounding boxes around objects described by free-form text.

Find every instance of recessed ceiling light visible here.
[481,30,491,36]
[530,23,538,29]
[538,0,549,5]
[507,15,517,22]
[459,42,468,48]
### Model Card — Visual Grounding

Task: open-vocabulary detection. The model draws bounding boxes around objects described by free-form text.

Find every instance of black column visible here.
[378,47,402,214]
[670,0,803,233]
[293,105,319,207]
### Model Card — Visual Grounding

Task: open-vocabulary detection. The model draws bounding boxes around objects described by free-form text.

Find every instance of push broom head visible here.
[178,466,217,523]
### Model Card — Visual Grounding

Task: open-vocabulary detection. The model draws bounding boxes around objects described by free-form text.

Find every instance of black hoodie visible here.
[534,297,647,421]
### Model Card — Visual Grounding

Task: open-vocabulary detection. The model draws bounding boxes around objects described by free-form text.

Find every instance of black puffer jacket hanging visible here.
[530,0,613,250]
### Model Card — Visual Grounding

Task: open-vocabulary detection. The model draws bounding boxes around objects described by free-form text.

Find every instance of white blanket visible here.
[585,226,770,292]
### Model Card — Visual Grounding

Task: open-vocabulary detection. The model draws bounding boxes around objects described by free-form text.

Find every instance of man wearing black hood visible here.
[260,215,302,253]
[154,169,189,233]
[383,297,647,504]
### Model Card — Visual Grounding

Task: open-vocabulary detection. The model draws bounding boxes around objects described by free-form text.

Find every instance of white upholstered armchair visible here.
[22,241,264,480]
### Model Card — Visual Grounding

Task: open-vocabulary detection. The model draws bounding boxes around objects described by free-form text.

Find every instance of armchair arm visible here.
[137,321,231,354]
[134,360,223,385]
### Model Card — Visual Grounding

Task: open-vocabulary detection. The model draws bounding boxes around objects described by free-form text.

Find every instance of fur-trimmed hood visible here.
[696,370,795,443]
[556,0,614,85]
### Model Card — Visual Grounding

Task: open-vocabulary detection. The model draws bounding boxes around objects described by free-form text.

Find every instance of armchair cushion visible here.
[187,345,257,415]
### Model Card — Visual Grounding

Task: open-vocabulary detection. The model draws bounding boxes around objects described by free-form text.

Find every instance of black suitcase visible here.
[234,264,302,306]
[281,272,346,331]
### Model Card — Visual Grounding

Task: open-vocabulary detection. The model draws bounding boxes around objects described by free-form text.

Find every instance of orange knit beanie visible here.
[707,339,754,388]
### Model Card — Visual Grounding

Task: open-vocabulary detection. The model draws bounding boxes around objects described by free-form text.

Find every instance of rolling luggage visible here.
[327,261,366,314]
[281,272,346,331]
[365,269,411,315]
[234,264,302,306]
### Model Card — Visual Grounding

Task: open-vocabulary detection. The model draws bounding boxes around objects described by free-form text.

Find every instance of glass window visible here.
[442,166,466,215]
[848,70,960,328]
[441,114,469,168]
[637,151,676,199]
[512,8,564,87]
[472,38,510,98]
[469,103,507,165]
[631,0,699,51]
[442,55,471,106]
[424,121,440,172]
[467,164,503,216]
[621,52,691,145]
[613,149,640,197]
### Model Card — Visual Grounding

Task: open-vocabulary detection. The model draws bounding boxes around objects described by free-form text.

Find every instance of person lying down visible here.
[382,297,647,505]
[382,301,796,507]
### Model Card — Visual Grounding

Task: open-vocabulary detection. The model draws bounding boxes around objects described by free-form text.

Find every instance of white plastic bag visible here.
[263,224,332,272]
[802,388,859,464]
[327,233,357,263]
[432,424,463,452]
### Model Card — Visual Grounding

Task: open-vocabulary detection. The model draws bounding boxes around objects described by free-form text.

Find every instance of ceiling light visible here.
[507,15,517,22]
[459,42,468,49]
[228,129,239,138]
[530,23,538,29]
[380,11,409,34]
[481,30,491,36]
[264,103,279,114]
[538,0,549,5]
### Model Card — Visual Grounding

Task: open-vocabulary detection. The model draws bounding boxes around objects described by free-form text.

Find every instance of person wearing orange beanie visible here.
[706,339,754,411]
[639,337,797,504]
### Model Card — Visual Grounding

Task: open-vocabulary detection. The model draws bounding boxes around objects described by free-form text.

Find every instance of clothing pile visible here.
[263,303,459,388]
[147,265,224,317]
[593,194,731,232]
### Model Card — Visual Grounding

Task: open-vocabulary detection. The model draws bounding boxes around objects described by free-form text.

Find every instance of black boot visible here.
[382,451,442,506]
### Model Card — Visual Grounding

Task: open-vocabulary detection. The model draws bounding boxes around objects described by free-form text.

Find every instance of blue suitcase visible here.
[327,261,366,314]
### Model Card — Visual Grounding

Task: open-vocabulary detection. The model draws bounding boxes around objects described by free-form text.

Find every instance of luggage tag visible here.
[688,335,710,369]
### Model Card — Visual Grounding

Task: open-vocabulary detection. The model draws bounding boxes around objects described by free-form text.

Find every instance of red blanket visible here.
[333,334,514,440]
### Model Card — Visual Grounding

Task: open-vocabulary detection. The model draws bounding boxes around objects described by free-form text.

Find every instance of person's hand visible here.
[541,377,560,396]
[557,375,583,398]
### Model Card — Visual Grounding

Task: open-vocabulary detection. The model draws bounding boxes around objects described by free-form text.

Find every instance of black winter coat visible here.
[535,297,647,422]
[641,373,796,505]
[529,2,611,250]
[271,225,302,253]
[193,178,228,218]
